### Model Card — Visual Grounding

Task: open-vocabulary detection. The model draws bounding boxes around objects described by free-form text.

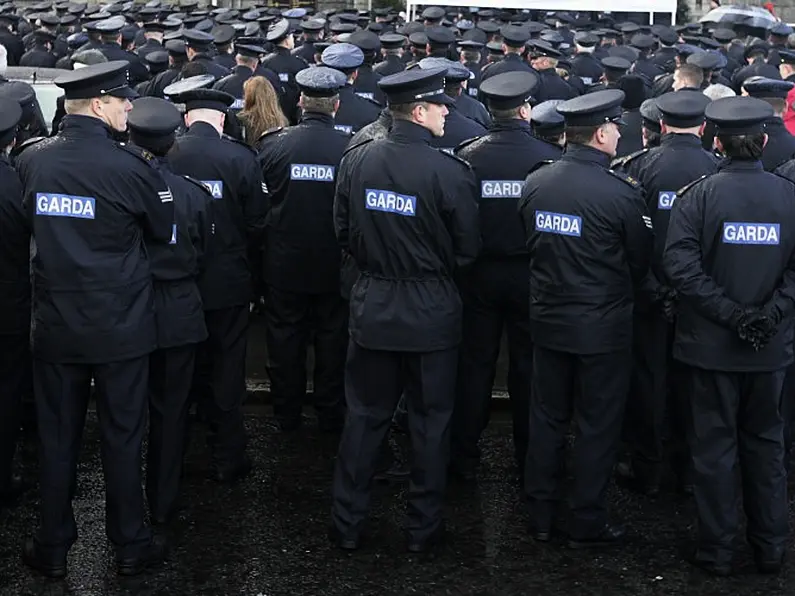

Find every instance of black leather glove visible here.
[736,308,774,351]
[660,288,677,323]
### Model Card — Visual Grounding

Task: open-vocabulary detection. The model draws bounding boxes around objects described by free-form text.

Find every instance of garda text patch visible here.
[290,163,335,182]
[535,210,582,237]
[36,193,96,219]
[657,191,677,210]
[201,180,223,199]
[365,189,417,217]
[278,73,289,82]
[335,124,352,134]
[722,222,780,245]
[355,92,374,100]
[481,180,523,199]
[231,98,244,109]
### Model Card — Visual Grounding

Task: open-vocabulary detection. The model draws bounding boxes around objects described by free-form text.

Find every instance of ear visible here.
[698,121,707,136]
[762,132,769,149]
[660,121,668,135]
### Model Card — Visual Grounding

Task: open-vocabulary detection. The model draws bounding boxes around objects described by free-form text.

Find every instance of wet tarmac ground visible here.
[2,410,795,596]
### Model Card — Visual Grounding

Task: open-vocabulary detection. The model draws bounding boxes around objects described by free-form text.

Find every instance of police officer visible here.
[0,81,48,146]
[166,78,269,484]
[136,17,165,62]
[530,99,566,151]
[629,34,665,85]
[257,67,350,432]
[348,30,386,106]
[20,29,57,67]
[262,19,309,125]
[616,91,719,496]
[732,43,781,92]
[182,28,230,82]
[292,19,323,65]
[0,98,28,509]
[571,32,604,86]
[663,96,795,576]
[741,78,795,172]
[16,61,173,577]
[320,43,381,136]
[418,58,486,152]
[94,17,150,85]
[126,96,213,525]
[137,39,187,99]
[451,71,561,482]
[213,42,280,111]
[479,24,533,84]
[526,40,578,102]
[374,33,407,77]
[519,89,653,547]
[0,14,24,66]
[331,66,480,552]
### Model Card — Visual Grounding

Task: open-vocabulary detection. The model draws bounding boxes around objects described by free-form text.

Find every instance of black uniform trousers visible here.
[264,287,347,427]
[0,334,30,490]
[192,305,248,473]
[781,357,795,472]
[688,367,788,564]
[524,346,631,539]
[33,356,152,559]
[626,313,690,486]
[452,259,532,473]
[146,344,196,522]
[331,341,458,542]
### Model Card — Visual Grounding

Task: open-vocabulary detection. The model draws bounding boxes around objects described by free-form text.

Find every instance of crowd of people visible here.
[0,0,795,582]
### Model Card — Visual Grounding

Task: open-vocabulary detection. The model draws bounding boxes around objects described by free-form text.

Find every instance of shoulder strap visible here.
[606,167,642,189]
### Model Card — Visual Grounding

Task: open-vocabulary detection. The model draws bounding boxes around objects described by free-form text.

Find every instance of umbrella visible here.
[699,4,777,29]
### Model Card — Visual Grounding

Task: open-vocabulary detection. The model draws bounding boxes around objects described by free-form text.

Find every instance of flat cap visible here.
[608,45,639,63]
[95,15,126,33]
[639,97,663,132]
[501,24,530,47]
[380,33,406,50]
[301,19,325,32]
[212,24,236,45]
[479,71,539,110]
[236,43,267,58]
[377,65,454,106]
[575,32,599,47]
[55,60,137,100]
[601,56,631,73]
[426,25,455,46]
[266,18,291,42]
[557,88,626,127]
[477,20,499,34]
[742,77,795,99]
[706,96,774,135]
[295,66,347,96]
[744,41,769,59]
[182,28,215,48]
[409,32,428,47]
[163,73,215,96]
[656,90,710,127]
[348,30,380,52]
[321,42,364,70]
[128,96,181,136]
[419,57,470,82]
[687,50,721,71]
[526,39,561,58]
[778,48,795,64]
[770,22,793,37]
[421,6,445,21]
[711,28,735,43]
[168,87,235,112]
[630,33,655,50]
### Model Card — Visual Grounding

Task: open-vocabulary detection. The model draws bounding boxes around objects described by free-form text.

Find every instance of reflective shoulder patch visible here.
[722,222,780,245]
[290,163,335,182]
[606,168,641,189]
[278,72,289,82]
[14,136,48,156]
[231,98,244,109]
[365,189,417,217]
[35,193,96,219]
[676,174,711,198]
[481,180,524,199]
[437,148,472,170]
[455,134,484,153]
[534,210,582,237]
[335,124,353,135]
[355,91,375,101]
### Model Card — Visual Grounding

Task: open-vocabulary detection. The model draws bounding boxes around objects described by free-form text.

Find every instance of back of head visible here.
[72,49,108,69]
[240,75,288,144]
[703,83,736,101]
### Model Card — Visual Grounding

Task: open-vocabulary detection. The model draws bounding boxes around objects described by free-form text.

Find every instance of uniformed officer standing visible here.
[741,78,795,172]
[519,90,653,547]
[526,40,579,102]
[663,96,795,576]
[262,19,309,125]
[479,24,533,85]
[320,43,381,135]
[616,91,719,496]
[94,17,149,85]
[348,30,386,106]
[451,71,562,482]
[331,67,480,552]
[16,61,173,577]
[374,33,406,77]
[418,58,486,152]
[0,98,28,509]
[213,42,280,110]
[530,99,566,150]
[127,96,213,525]
[182,29,230,82]
[257,67,350,432]
[166,78,269,484]
[571,32,604,86]
[20,29,57,67]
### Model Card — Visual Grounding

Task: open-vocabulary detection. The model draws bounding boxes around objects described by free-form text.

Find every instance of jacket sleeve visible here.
[134,162,175,245]
[620,191,654,288]
[662,189,741,327]
[765,245,795,325]
[440,164,481,269]
[333,154,352,252]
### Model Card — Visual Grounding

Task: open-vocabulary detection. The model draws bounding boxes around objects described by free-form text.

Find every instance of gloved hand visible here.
[735,308,775,351]
[660,287,678,323]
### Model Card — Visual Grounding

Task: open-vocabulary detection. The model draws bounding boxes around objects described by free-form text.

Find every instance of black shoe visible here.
[529,525,551,543]
[615,462,660,497]
[0,476,27,508]
[116,535,168,577]
[328,526,360,551]
[755,552,785,575]
[407,526,445,554]
[688,553,732,577]
[22,539,67,579]
[212,458,252,485]
[568,524,626,549]
[374,462,410,484]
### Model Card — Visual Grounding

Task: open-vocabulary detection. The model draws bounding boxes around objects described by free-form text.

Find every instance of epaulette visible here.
[222,133,257,154]
[610,147,649,169]
[361,95,382,107]
[606,168,641,189]
[256,126,284,143]
[455,134,485,153]
[182,175,214,197]
[527,159,555,176]
[342,137,374,158]
[437,148,472,169]
[676,174,711,197]
[117,142,158,166]
[12,136,48,158]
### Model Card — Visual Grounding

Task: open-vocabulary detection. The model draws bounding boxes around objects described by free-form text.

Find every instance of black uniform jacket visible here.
[334,119,480,352]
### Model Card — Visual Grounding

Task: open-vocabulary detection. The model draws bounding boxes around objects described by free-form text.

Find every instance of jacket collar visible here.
[562,143,612,167]
[389,119,433,145]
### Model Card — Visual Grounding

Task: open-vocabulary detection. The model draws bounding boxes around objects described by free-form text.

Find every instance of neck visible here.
[189,118,223,136]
